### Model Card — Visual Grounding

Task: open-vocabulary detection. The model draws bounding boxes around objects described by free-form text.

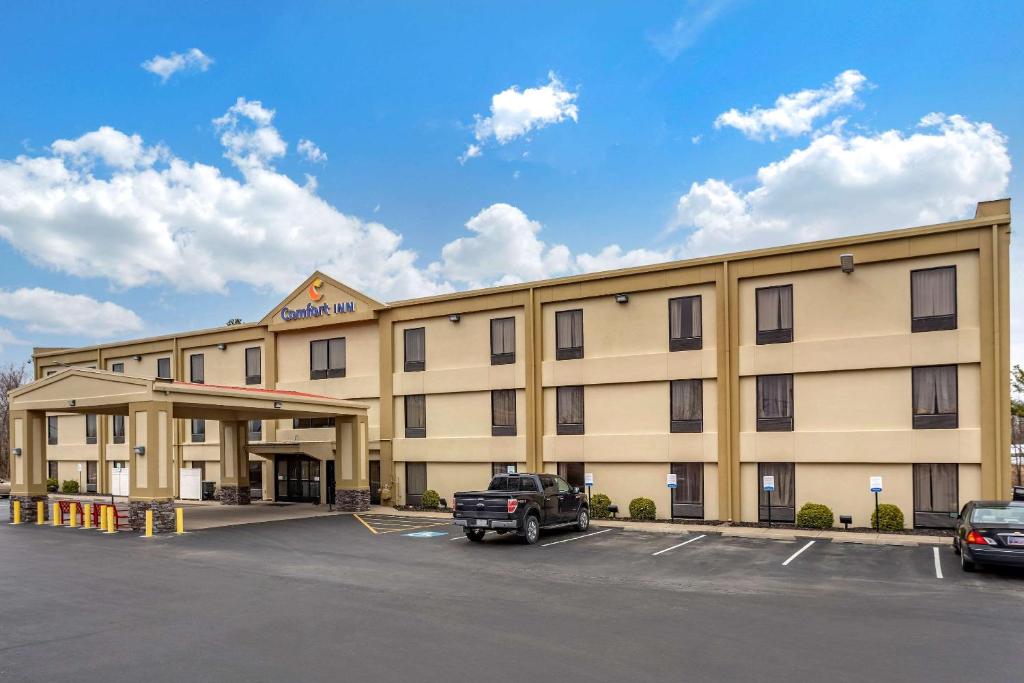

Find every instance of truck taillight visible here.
[507,499,519,514]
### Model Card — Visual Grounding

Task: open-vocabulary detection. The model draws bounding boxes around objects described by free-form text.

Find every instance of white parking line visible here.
[541,529,613,547]
[651,534,706,556]
[933,546,944,579]
[781,540,815,566]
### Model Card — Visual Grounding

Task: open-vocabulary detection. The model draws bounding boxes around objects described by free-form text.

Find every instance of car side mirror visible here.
[573,487,580,494]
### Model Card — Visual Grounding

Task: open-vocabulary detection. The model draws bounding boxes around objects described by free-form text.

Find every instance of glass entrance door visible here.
[275,455,321,503]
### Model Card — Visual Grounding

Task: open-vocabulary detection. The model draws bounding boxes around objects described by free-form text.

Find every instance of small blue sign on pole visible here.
[870,476,883,493]
[667,473,678,489]
[762,475,775,492]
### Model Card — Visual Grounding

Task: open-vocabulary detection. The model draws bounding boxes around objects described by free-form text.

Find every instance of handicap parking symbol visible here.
[404,531,449,538]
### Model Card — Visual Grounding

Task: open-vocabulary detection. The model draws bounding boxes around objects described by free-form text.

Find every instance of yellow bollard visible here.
[144,509,154,538]
[105,506,117,534]
[52,502,60,527]
[37,500,45,525]
[175,507,185,534]
[69,502,78,528]
[84,503,92,529]
[97,505,106,532]
[12,500,21,525]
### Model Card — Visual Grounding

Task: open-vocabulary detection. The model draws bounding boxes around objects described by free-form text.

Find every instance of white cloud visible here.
[462,72,578,161]
[213,97,287,169]
[141,48,213,83]
[0,288,143,338]
[51,126,165,169]
[648,0,733,61]
[297,139,327,163]
[715,70,870,141]
[0,327,28,352]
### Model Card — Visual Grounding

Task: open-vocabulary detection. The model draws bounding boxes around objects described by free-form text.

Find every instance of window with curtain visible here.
[310,337,346,379]
[670,379,703,433]
[912,365,958,429]
[245,347,262,384]
[405,462,427,506]
[556,386,584,435]
[48,461,58,480]
[248,419,262,442]
[558,462,585,489]
[112,415,125,444]
[492,462,517,476]
[86,461,97,493]
[913,463,958,528]
[555,309,584,360]
[671,462,704,519]
[190,354,205,383]
[405,394,426,438]
[758,462,795,522]
[491,389,517,436]
[47,416,58,445]
[292,417,336,429]
[191,419,206,443]
[669,296,702,351]
[911,266,957,332]
[85,414,97,444]
[756,285,794,344]
[490,317,516,365]
[156,357,171,379]
[757,374,794,431]
[111,362,125,373]
[404,328,426,372]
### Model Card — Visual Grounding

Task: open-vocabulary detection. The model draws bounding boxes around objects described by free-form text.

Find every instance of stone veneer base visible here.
[336,488,371,512]
[9,494,49,524]
[217,484,251,505]
[128,499,176,532]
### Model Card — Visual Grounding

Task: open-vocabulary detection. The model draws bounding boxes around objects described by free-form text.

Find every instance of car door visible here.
[538,475,560,524]
[554,476,577,522]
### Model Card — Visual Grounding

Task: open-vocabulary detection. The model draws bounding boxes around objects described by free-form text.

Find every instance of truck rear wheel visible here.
[465,528,485,542]
[521,514,540,545]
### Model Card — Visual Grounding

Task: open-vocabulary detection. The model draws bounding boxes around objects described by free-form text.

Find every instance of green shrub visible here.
[61,480,80,494]
[420,489,440,509]
[46,478,59,493]
[871,503,905,532]
[628,497,656,521]
[590,493,612,519]
[796,502,834,529]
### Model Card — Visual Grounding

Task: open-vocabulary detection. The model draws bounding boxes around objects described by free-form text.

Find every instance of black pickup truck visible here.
[452,472,590,544]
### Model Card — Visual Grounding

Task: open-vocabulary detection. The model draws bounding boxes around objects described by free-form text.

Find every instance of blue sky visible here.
[0,0,1021,366]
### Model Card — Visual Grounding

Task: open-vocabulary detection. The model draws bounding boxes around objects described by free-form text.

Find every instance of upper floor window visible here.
[404,328,425,372]
[292,417,336,429]
[85,414,97,445]
[490,317,516,365]
[669,296,702,351]
[111,362,125,373]
[670,379,703,433]
[191,419,206,443]
[556,386,584,435]
[245,347,262,385]
[405,394,426,438]
[112,415,125,444]
[47,416,58,445]
[157,357,171,380]
[491,389,517,437]
[911,266,956,332]
[756,374,794,432]
[310,337,346,380]
[912,365,958,429]
[555,309,583,360]
[756,285,793,345]
[247,419,262,442]
[190,354,204,383]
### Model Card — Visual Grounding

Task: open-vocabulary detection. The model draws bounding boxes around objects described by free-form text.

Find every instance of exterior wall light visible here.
[615,294,629,304]
[133,354,142,361]
[134,446,146,457]
[67,399,76,407]
[217,343,227,350]
[840,253,855,274]
[13,447,22,457]
[273,401,283,409]
[449,314,461,323]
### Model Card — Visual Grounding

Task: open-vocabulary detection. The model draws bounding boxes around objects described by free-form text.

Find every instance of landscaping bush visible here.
[871,503,905,532]
[46,478,59,493]
[590,493,612,519]
[628,497,656,521]
[61,479,80,494]
[796,502,834,529]
[420,489,440,510]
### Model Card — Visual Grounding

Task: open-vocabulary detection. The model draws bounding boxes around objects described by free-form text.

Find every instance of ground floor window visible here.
[913,463,958,528]
[406,462,427,506]
[249,461,263,501]
[47,461,58,481]
[86,461,97,493]
[671,462,703,519]
[492,462,517,476]
[557,462,585,490]
[758,462,795,523]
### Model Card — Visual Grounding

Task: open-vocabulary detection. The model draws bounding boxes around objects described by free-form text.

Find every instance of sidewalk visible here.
[365,505,947,546]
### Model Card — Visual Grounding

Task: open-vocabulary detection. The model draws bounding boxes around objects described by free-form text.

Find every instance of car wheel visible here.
[465,528,485,542]
[576,508,590,532]
[961,549,977,572]
[521,515,540,545]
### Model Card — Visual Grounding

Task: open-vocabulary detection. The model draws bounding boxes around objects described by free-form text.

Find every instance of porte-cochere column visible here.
[218,420,251,505]
[334,414,370,511]
[7,410,49,523]
[127,401,177,532]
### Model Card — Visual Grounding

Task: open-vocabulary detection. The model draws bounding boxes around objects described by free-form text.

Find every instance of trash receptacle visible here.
[201,481,216,501]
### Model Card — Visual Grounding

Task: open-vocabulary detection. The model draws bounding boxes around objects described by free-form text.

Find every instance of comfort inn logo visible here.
[280,279,356,322]
[308,278,324,301]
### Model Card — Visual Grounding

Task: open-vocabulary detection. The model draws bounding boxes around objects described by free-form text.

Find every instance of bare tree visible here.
[1013,365,1024,486]
[0,362,29,481]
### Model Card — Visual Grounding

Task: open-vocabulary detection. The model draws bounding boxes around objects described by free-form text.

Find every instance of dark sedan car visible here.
[953,501,1024,572]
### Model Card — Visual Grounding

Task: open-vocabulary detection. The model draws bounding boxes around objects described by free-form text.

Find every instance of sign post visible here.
[584,472,594,505]
[667,473,677,520]
[870,476,883,533]
[762,475,776,528]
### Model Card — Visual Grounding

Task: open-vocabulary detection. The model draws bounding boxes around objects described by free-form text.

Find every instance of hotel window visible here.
[490,317,516,365]
[555,309,584,360]
[492,462,518,476]
[85,414,97,445]
[47,416,58,445]
[292,417,336,429]
[405,394,426,438]
[245,347,262,385]
[310,337,346,380]
[157,357,171,379]
[111,362,125,373]
[669,295,702,351]
[556,386,584,435]
[404,327,425,372]
[86,461,97,494]
[247,419,262,442]
[112,415,125,444]
[670,379,703,433]
[491,389,517,436]
[756,374,794,432]
[912,365,958,429]
[405,462,427,507]
[756,285,793,345]
[190,354,204,383]
[911,266,956,332]
[671,463,704,519]
[913,463,958,529]
[48,461,58,481]
[191,419,206,443]
[758,462,795,523]
[557,462,585,489]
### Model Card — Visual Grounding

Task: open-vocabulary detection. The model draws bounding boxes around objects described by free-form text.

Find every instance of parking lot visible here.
[2,506,1022,682]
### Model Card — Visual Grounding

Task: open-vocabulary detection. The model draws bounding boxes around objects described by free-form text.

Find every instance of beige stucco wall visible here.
[579,462,719,521]
[105,352,170,378]
[395,461,495,507]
